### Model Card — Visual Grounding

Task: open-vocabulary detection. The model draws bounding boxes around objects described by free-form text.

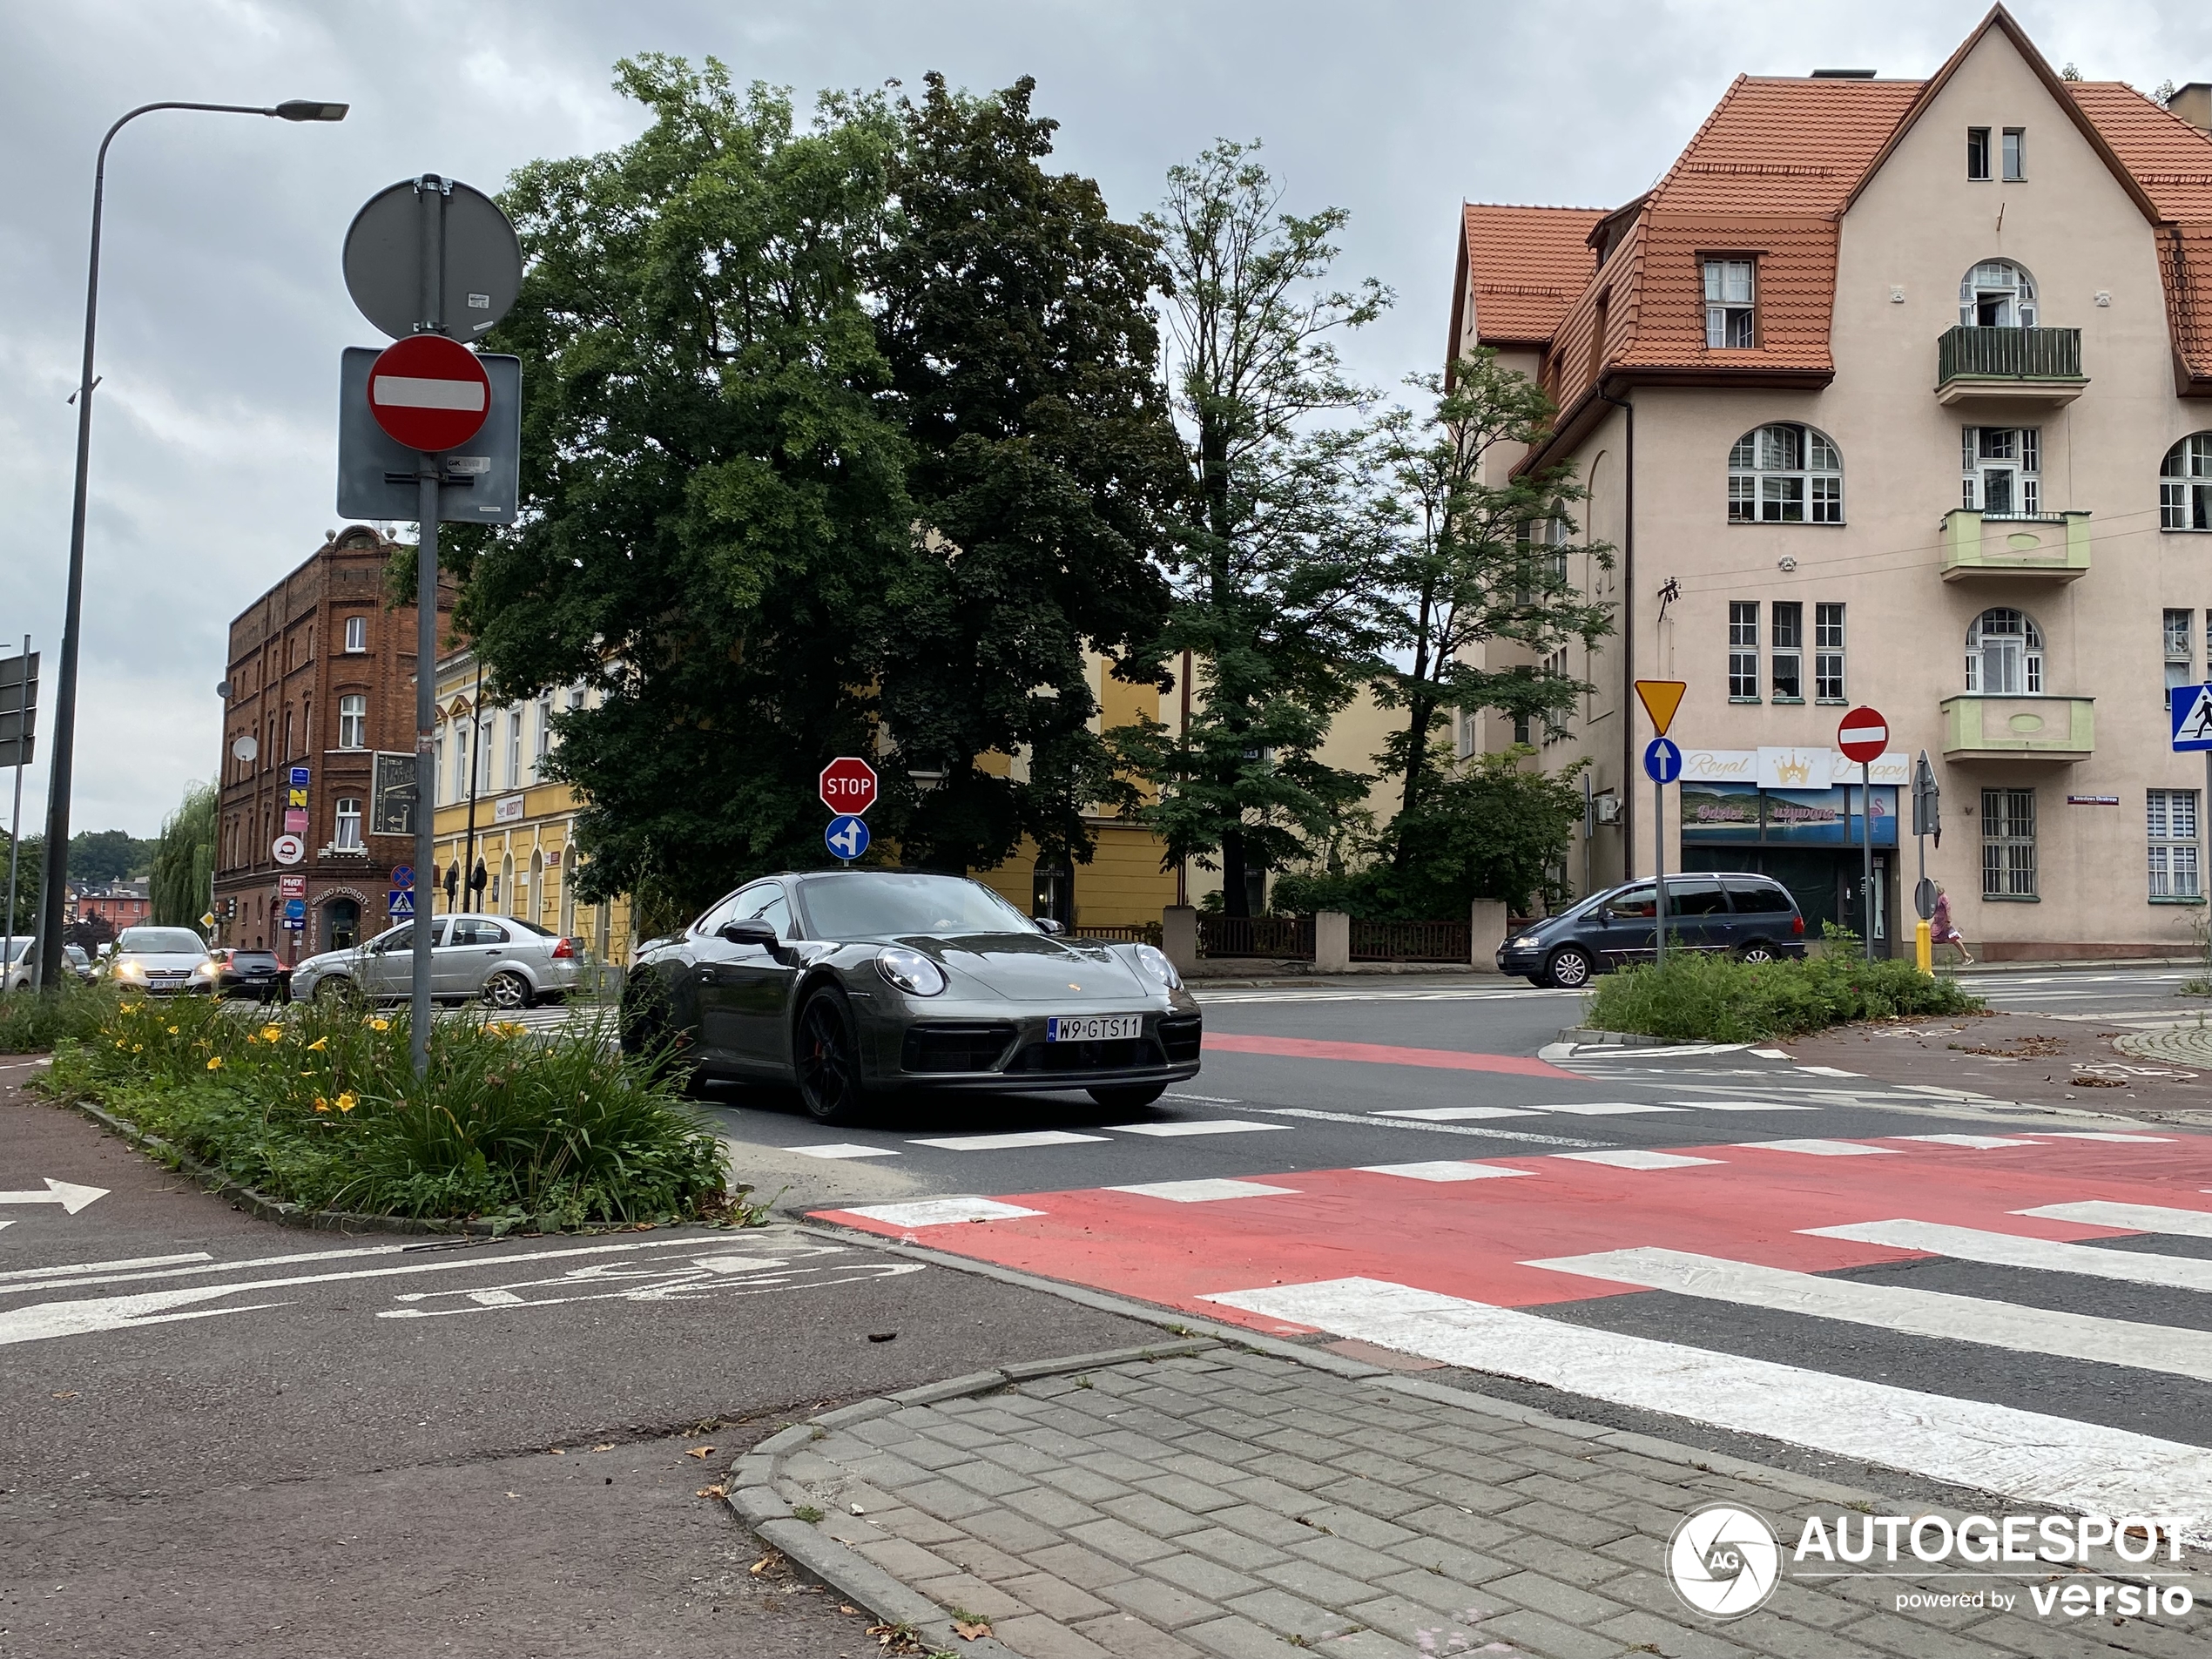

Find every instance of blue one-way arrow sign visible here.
[1643,736,1683,784]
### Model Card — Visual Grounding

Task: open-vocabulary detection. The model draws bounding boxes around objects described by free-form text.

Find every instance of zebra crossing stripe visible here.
[1356,1162,1530,1183]
[1737,1138,1900,1157]
[1890,1134,2041,1149]
[1525,1246,2212,1383]
[2016,1200,2212,1236]
[1804,1219,2212,1292]
[1551,1150,1723,1170]
[1203,1276,2212,1532]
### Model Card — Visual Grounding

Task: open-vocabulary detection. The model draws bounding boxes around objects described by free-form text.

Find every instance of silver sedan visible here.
[289,913,583,1010]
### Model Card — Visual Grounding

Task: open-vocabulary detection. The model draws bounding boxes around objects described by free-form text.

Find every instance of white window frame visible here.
[1703,259,1755,349]
[508,709,523,788]
[1981,787,2037,898]
[336,693,368,751]
[475,718,493,792]
[334,797,363,852]
[1962,426,2040,518]
[1814,603,1846,703]
[1728,424,1843,523]
[343,616,367,653]
[1959,260,2038,327]
[2161,434,2212,532]
[1966,607,2043,695]
[2166,609,2195,711]
[1966,126,1992,180]
[2148,789,2201,900]
[2001,127,2026,182]
[535,695,553,766]
[1770,602,1804,700]
[1728,601,1759,699]
[453,723,470,801]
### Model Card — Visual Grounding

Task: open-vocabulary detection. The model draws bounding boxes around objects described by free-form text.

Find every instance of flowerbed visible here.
[1584,947,1983,1042]
[37,993,732,1228]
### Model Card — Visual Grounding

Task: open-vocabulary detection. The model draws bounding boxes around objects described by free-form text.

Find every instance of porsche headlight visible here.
[1134,943,1182,990]
[875,946,947,996]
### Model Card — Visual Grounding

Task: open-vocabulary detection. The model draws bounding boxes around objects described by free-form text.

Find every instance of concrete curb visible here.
[1553,1025,1685,1047]
[723,1338,1218,1658]
[57,1090,507,1238]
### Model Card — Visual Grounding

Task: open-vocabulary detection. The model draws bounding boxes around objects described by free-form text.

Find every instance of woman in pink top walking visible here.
[1931,883,1972,966]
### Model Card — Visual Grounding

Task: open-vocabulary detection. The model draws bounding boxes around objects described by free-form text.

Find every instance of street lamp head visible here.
[273,100,348,123]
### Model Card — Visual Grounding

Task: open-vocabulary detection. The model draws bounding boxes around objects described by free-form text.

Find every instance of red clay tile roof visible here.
[1458,204,1607,346]
[1469,4,2212,475]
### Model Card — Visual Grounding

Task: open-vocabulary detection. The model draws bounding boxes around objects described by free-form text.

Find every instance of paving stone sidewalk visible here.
[745,1343,2209,1659]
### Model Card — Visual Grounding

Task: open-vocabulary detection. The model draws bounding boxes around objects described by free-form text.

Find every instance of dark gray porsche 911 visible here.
[619,869,1203,1123]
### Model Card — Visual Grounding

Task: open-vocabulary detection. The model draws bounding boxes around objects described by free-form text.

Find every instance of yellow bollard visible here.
[1915,918,1933,974]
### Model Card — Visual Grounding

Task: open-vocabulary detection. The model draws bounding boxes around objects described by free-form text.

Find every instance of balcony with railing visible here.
[1935,327,2087,404]
[1939,509,2090,582]
[1940,693,2094,763]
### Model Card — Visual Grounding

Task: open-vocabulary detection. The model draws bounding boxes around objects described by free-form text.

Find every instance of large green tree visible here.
[150,783,215,928]
[1370,352,1614,828]
[868,74,1182,874]
[69,829,153,884]
[456,59,913,921]
[1109,142,1394,915]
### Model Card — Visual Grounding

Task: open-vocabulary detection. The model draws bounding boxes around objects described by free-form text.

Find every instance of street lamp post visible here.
[35,98,347,989]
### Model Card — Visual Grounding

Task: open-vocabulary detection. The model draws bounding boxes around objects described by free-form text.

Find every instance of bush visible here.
[38,994,732,1228]
[1585,945,1982,1042]
[0,980,120,1053]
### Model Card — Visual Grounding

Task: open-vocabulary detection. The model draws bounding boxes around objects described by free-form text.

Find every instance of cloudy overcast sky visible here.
[1,0,2205,839]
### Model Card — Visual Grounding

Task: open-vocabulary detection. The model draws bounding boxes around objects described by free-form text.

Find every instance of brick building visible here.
[213,525,455,961]
[68,879,150,933]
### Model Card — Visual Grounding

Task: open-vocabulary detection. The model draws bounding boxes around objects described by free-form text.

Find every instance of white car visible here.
[289,913,583,1011]
[102,927,220,995]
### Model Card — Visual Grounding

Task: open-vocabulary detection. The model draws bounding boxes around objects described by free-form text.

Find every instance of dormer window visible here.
[1704,259,1755,347]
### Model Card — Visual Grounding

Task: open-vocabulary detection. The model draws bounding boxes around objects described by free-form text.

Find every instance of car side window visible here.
[1723,880,1793,914]
[696,885,774,938]
[450,919,509,946]
[750,894,791,938]
[1608,884,1657,920]
[1669,880,1729,916]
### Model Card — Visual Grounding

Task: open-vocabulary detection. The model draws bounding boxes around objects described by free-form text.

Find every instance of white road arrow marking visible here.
[0,1178,109,1214]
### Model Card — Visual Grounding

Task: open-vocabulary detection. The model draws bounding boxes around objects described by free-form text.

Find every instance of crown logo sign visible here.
[1773,756,1812,785]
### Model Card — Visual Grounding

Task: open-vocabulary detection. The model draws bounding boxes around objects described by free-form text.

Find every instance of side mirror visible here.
[718,919,779,948]
[1035,917,1066,936]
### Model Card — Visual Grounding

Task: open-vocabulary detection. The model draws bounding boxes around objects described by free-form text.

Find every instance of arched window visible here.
[2163,433,2212,531]
[1728,424,1843,523]
[1966,608,2042,695]
[1959,260,2037,327]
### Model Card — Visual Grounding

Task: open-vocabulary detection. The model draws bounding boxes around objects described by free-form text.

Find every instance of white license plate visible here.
[1047,1015,1142,1042]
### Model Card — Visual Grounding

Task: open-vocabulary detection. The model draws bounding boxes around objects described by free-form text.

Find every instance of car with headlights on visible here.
[619,869,1203,1123]
[101,926,219,995]
[1498,873,1807,988]
[288,913,582,1010]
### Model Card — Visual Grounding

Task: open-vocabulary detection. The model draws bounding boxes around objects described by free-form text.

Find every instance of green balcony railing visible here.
[1937,326,2084,388]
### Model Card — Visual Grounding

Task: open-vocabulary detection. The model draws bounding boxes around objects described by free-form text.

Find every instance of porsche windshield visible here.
[799,873,1035,941]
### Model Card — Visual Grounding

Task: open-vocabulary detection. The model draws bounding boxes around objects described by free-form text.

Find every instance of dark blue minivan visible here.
[1497,873,1808,988]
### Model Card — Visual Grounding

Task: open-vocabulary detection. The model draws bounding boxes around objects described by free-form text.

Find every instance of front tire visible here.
[1545,947,1594,989]
[1088,1082,1168,1110]
[314,976,360,1007]
[796,988,868,1124]
[1737,941,1778,965]
[482,970,534,1012]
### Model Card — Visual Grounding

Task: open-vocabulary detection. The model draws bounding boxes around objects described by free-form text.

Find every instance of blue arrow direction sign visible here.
[2174,684,2212,752]
[826,814,870,861]
[387,890,415,919]
[1642,736,1683,784]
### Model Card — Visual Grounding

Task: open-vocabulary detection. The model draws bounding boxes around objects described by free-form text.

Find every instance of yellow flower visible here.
[114,1038,127,1049]
[307,1036,327,1051]
[166,1026,179,1035]
[314,1096,330,1113]
[132,1043,143,1053]
[369,1018,390,1032]
[336,1091,358,1114]
[206,1056,224,1070]
[261,1025,284,1043]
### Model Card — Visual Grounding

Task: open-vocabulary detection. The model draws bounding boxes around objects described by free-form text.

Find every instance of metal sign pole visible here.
[1862,759,1876,964]
[1653,770,1667,968]
[3,637,24,988]
[408,177,445,1082]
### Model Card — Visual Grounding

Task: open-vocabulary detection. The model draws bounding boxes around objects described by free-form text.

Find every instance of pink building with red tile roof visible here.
[1452,6,2212,959]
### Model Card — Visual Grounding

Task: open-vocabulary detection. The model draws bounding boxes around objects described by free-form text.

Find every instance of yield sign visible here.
[1633,679,1687,738]
[368,334,490,452]
[0,1178,108,1216]
[819,756,879,816]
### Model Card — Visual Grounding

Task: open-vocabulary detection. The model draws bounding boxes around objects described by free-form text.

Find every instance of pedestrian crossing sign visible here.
[2172,683,2212,752]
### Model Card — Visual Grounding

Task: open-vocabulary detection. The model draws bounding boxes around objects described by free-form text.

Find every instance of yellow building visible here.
[428,647,632,962]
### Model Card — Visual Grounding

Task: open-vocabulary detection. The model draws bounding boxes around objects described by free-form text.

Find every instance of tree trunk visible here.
[1221,822,1249,917]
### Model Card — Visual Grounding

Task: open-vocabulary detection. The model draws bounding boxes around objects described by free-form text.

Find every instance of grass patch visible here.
[0,979,121,1053]
[37,994,735,1228]
[1585,942,1982,1042]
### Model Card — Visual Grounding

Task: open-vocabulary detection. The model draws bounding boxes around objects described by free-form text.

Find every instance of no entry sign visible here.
[368,334,490,452]
[819,756,878,816]
[1836,706,1889,765]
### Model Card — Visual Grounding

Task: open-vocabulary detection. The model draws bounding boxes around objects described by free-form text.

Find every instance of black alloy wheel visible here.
[1087,1082,1168,1110]
[1546,946,1594,989]
[797,989,867,1123]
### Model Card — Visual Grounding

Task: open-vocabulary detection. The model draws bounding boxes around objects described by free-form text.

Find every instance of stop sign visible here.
[368,334,490,452]
[819,756,878,816]
[1836,705,1889,765]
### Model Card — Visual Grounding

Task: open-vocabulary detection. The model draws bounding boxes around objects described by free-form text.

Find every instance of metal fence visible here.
[1076,921,1163,947]
[1937,325,2081,385]
[1197,914,1315,960]
[1350,918,1472,963]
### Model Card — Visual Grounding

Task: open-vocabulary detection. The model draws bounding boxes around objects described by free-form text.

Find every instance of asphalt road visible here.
[0,1063,1157,1658]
